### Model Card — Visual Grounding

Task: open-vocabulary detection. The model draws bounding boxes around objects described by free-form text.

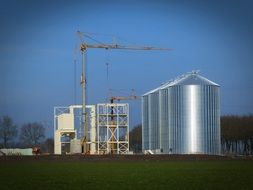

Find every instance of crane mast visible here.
[80,49,88,153]
[78,31,170,154]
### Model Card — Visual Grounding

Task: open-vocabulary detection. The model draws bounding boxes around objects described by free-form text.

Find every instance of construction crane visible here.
[109,89,140,103]
[77,31,170,154]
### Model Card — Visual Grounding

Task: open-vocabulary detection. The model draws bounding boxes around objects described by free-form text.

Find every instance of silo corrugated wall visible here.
[142,95,149,151]
[167,85,220,154]
[142,73,221,155]
[148,91,160,150]
[160,89,169,153]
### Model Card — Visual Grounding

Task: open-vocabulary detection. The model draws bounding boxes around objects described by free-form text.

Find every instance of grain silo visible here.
[142,72,221,155]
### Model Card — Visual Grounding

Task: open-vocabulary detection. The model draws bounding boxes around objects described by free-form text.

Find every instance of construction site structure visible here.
[54,104,129,155]
[97,103,129,154]
[54,105,96,155]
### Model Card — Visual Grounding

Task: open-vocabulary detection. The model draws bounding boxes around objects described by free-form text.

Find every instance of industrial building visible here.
[54,103,129,155]
[142,72,221,155]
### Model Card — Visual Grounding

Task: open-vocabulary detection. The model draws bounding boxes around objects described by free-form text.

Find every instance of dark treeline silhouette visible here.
[221,115,253,155]
[0,116,18,148]
[129,124,142,153]
[0,116,54,154]
[2,115,253,155]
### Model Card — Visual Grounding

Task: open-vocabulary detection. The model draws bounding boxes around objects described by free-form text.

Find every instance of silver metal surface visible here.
[142,73,221,155]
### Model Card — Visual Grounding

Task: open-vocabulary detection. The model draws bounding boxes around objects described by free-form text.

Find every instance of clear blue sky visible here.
[1,0,253,137]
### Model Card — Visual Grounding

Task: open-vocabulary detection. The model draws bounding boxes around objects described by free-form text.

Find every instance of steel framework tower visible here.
[97,103,129,154]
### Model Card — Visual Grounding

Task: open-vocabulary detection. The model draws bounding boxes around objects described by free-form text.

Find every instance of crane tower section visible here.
[97,103,129,154]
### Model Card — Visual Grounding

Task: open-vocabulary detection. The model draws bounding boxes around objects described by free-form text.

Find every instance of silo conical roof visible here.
[170,73,219,86]
[142,86,160,96]
[142,80,172,96]
[143,72,219,96]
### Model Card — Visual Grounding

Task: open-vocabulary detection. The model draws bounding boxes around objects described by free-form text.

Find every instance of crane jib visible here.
[83,43,170,51]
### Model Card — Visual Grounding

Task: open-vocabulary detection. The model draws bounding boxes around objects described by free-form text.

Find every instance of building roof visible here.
[142,81,169,96]
[142,71,219,96]
[163,72,219,87]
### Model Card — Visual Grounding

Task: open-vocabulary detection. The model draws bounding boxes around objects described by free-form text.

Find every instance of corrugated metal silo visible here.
[142,72,221,155]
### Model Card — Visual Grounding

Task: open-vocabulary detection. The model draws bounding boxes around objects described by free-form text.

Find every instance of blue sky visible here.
[1,0,253,137]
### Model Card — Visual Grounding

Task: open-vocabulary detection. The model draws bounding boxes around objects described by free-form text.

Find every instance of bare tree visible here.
[0,116,18,148]
[20,122,45,147]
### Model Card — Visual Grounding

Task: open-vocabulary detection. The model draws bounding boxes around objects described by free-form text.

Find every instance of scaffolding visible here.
[97,103,129,154]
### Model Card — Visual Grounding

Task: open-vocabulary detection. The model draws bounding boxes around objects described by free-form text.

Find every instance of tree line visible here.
[2,115,252,155]
[221,115,253,155]
[0,116,53,153]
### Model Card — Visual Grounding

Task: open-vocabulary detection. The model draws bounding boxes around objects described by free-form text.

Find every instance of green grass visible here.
[0,160,253,190]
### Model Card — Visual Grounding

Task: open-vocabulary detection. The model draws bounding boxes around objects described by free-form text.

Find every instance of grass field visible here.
[0,158,253,190]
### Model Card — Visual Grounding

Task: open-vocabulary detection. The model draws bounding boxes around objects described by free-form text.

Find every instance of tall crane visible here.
[77,31,170,154]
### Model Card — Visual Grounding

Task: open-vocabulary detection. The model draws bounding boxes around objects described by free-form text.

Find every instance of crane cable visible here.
[105,48,111,102]
[73,42,78,105]
[82,33,107,46]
